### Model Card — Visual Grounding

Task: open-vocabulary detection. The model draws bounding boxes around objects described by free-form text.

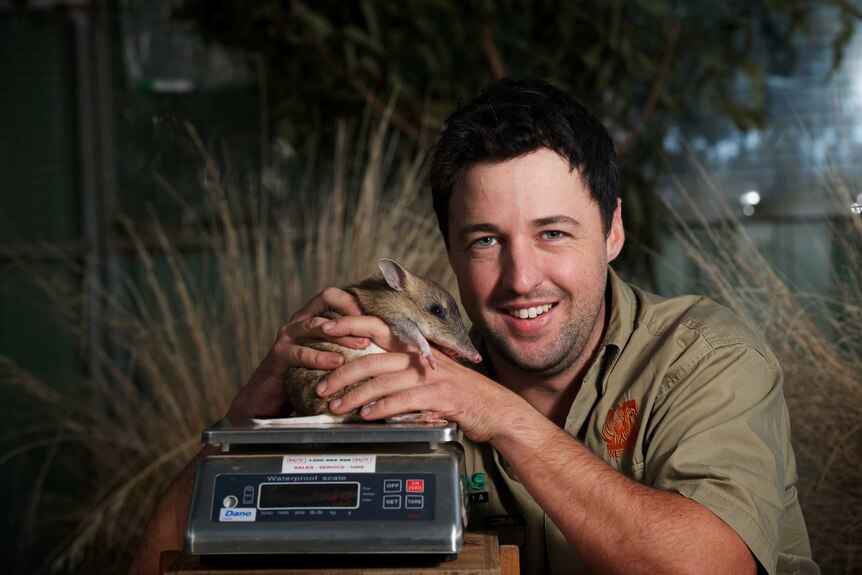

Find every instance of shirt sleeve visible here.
[643,341,790,575]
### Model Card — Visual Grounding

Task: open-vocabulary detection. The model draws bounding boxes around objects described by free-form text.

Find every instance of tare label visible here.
[281,454,377,473]
[219,507,257,522]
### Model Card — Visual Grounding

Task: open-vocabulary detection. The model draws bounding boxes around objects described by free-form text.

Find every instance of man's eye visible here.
[473,236,497,247]
[542,230,565,240]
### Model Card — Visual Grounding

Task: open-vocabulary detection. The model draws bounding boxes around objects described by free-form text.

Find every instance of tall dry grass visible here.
[664,165,862,573]
[0,116,453,573]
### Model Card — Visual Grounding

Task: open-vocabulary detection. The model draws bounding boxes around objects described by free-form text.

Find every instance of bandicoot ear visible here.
[378,258,409,291]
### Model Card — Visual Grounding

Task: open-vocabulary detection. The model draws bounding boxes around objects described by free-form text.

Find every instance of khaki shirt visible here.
[461,268,816,575]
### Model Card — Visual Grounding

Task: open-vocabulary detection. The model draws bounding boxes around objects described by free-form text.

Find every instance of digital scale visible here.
[185,418,467,561]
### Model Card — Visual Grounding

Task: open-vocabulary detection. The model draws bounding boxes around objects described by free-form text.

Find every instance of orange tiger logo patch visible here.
[601,399,639,458]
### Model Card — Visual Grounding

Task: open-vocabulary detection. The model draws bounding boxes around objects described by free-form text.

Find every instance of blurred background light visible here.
[741,190,761,206]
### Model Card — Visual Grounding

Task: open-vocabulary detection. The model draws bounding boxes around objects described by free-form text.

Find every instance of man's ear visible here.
[606,198,625,262]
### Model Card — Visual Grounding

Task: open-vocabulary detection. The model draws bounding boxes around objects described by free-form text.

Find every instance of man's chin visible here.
[491,340,580,377]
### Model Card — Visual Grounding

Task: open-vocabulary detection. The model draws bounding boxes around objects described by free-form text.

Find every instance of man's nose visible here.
[502,240,543,295]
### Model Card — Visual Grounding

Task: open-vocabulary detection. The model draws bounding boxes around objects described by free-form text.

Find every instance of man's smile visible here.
[497,301,561,336]
[505,303,557,319]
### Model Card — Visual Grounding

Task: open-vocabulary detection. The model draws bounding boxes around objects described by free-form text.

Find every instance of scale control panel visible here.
[213,472,436,522]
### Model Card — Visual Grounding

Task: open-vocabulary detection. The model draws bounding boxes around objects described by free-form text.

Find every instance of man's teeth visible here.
[508,304,554,319]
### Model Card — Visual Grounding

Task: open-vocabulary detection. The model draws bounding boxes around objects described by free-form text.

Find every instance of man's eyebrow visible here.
[457,223,500,238]
[532,215,582,228]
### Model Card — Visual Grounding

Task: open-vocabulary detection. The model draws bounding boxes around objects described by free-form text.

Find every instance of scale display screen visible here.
[258,482,360,509]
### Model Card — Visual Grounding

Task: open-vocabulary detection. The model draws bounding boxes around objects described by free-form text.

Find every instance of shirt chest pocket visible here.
[577,394,652,483]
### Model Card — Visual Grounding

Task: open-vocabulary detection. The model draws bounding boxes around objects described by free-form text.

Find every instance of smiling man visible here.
[131,78,817,575]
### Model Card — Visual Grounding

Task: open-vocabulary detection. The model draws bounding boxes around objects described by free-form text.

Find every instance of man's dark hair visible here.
[430,77,619,247]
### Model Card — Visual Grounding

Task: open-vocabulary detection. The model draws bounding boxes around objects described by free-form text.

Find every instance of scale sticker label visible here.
[219,507,257,522]
[281,454,377,473]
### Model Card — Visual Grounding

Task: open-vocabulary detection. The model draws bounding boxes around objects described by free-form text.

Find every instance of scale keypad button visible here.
[383,479,402,492]
[223,495,238,508]
[406,479,425,493]
[382,495,402,509]
[405,495,424,509]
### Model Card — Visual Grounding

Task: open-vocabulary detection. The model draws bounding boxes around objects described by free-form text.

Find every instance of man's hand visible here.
[312,317,529,442]
[226,287,368,419]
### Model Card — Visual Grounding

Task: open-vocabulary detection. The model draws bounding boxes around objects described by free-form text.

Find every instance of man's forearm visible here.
[491,414,756,575]
[129,445,216,575]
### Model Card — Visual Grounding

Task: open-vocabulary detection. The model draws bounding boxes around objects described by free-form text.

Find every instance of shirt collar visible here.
[582,266,638,396]
[603,266,638,352]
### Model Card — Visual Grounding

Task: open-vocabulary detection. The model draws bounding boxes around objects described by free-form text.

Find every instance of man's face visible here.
[447,148,624,378]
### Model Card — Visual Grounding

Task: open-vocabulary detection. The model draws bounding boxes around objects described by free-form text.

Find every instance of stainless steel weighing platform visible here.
[184,418,467,560]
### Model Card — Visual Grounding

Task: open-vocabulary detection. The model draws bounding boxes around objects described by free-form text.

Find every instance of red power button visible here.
[406,479,425,493]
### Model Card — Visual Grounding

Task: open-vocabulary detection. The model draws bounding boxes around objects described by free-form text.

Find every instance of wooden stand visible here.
[161,531,519,575]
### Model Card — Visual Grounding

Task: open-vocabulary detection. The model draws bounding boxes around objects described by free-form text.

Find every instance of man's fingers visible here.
[277,316,370,355]
[318,352,419,398]
[289,287,363,323]
[278,315,327,340]
[319,316,402,351]
[290,344,345,371]
[329,369,425,416]
[355,386,434,421]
